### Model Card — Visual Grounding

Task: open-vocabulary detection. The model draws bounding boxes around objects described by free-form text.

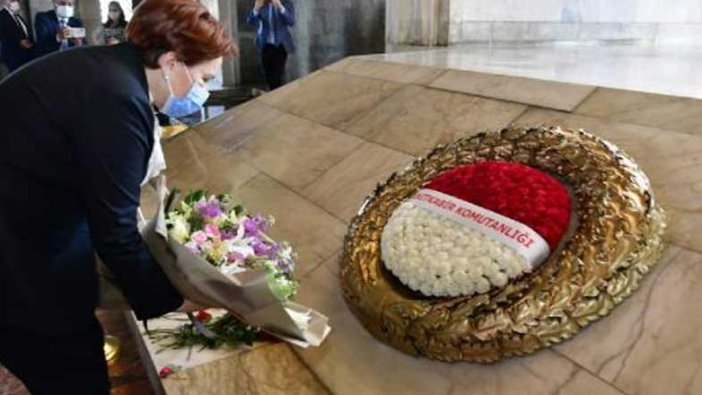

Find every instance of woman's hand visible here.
[254,0,264,11]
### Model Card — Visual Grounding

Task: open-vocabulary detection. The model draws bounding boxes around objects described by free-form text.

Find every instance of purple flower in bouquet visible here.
[195,200,223,219]
[243,214,269,237]
[266,243,280,259]
[276,260,293,275]
[253,239,272,256]
[221,228,237,241]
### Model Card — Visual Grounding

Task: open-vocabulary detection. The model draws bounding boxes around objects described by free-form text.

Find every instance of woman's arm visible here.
[73,94,183,320]
[246,0,264,25]
[278,0,295,27]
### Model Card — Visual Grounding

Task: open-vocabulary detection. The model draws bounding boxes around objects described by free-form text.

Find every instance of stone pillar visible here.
[77,0,101,45]
[386,0,450,47]
[217,0,239,86]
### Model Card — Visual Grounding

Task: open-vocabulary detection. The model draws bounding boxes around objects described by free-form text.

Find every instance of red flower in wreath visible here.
[425,161,570,249]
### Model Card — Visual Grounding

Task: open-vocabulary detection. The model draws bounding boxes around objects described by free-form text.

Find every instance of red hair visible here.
[127,0,236,68]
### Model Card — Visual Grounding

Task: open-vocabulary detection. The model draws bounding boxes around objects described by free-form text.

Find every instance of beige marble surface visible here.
[301,143,413,223]
[326,58,445,86]
[238,112,364,192]
[193,100,285,151]
[574,88,702,138]
[346,84,527,155]
[161,342,328,395]
[132,56,702,395]
[430,69,596,111]
[553,246,702,395]
[260,71,402,131]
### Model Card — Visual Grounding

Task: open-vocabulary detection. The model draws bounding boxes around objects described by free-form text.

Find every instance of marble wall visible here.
[236,0,386,86]
[447,0,702,44]
[386,0,450,46]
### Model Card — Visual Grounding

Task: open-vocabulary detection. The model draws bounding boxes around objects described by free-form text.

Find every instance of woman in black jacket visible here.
[0,0,235,393]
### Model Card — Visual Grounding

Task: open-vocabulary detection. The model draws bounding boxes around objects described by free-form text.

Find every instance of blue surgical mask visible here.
[160,63,210,118]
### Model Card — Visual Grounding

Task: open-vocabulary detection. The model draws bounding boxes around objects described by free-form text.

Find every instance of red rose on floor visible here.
[195,310,212,322]
[159,367,175,378]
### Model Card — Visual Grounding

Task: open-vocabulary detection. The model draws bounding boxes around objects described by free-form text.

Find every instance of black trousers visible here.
[261,44,288,90]
[0,317,110,395]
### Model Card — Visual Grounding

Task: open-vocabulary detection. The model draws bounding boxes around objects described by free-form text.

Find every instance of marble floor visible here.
[369,42,702,100]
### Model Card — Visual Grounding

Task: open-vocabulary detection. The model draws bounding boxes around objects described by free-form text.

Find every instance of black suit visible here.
[34,9,85,57]
[0,8,33,71]
[0,43,183,394]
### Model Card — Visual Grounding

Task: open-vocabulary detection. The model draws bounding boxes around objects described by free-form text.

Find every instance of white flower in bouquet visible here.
[168,214,191,244]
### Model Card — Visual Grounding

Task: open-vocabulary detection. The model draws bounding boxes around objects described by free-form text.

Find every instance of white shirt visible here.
[142,115,167,186]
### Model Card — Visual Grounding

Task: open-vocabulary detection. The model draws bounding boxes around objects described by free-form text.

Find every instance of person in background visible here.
[0,0,34,72]
[34,0,86,57]
[0,0,235,393]
[96,1,128,45]
[247,0,294,90]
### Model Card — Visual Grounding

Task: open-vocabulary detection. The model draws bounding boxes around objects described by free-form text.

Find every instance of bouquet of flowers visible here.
[167,191,298,301]
[148,190,307,349]
[99,176,330,349]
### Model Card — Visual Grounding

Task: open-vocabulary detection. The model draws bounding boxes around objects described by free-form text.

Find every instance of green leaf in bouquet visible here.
[234,205,245,216]
[183,190,208,206]
[165,188,180,213]
[188,214,205,232]
[216,193,233,207]
[267,273,298,301]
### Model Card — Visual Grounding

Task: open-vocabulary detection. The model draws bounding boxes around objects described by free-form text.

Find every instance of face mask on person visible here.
[9,1,20,12]
[160,63,210,118]
[56,5,74,18]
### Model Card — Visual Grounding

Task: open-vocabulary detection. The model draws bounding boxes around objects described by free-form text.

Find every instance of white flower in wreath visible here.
[381,202,532,297]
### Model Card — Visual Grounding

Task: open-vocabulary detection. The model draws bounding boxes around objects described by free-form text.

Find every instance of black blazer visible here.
[0,43,182,333]
[34,9,85,57]
[0,8,33,71]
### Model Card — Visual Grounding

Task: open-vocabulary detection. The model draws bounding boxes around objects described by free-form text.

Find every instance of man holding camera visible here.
[35,0,86,57]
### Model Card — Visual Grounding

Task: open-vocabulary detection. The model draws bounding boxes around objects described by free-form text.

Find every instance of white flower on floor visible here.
[381,202,531,297]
